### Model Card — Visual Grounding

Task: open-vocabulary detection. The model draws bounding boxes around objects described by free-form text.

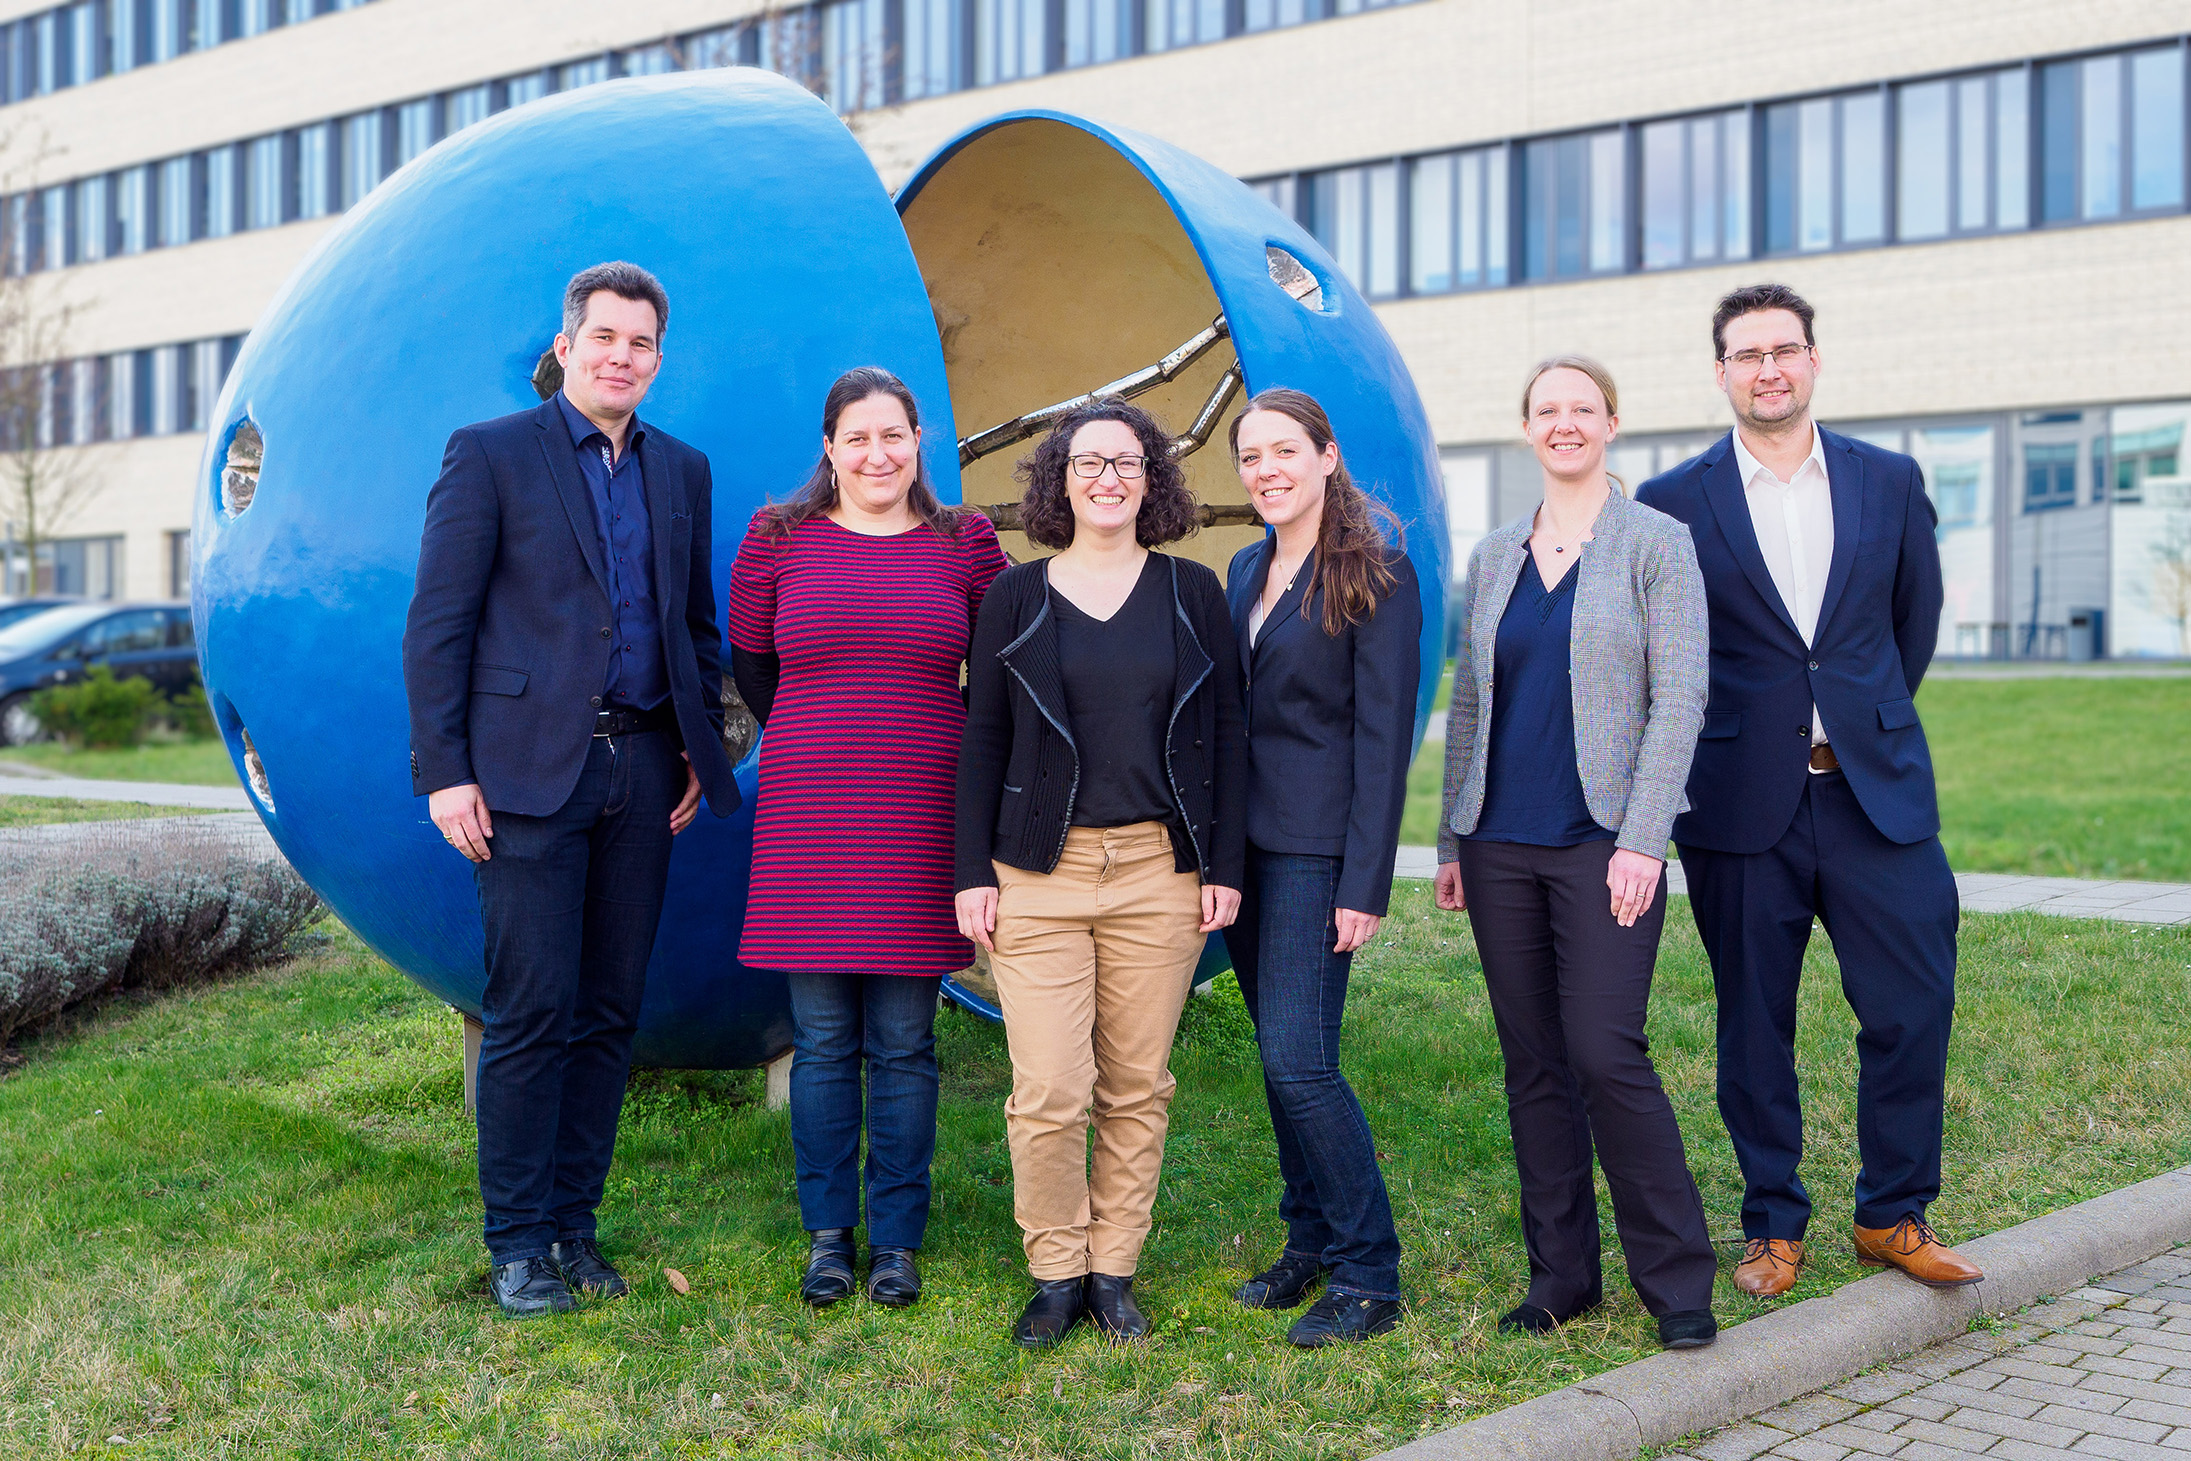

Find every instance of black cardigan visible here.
[1224,537,1421,915]
[956,553,1247,893]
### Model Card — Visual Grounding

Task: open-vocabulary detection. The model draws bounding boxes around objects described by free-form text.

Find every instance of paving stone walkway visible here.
[0,760,250,809]
[1667,1243,2191,1461]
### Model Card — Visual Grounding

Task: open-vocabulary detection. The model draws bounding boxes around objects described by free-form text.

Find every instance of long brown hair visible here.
[1228,387,1403,636]
[760,366,965,538]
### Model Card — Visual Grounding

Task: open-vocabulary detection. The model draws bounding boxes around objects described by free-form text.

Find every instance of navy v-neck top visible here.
[1467,553,1614,848]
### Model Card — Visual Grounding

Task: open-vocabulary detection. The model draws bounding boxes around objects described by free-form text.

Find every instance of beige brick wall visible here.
[25,433,203,600]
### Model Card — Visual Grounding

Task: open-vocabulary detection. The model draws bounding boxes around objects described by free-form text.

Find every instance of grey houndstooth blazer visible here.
[1438,489,1708,862]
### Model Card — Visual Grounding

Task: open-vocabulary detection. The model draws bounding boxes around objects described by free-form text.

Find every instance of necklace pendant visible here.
[1554,545,1564,552]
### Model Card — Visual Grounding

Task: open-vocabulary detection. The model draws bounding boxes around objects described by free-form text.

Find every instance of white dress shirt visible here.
[1731,422,1835,759]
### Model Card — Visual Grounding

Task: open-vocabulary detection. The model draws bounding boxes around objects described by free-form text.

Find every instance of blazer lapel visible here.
[1813,429,1865,641]
[1231,534,1273,675]
[638,425,678,617]
[1474,528,1529,693]
[534,401,612,602]
[1254,547,1315,657]
[1700,434,1803,642]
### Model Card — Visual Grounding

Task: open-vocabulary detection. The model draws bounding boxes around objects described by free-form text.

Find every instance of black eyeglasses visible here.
[1721,344,1813,373]
[1069,452,1147,481]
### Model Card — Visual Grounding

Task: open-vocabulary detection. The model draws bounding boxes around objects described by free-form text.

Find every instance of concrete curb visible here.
[1372,1164,2191,1461]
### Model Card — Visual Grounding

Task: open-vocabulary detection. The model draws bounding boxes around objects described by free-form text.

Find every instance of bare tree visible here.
[2147,513,2191,658]
[0,130,98,597]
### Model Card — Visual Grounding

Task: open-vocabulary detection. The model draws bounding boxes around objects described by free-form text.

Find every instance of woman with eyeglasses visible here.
[954,400,1246,1350]
[1433,355,1720,1351]
[1220,388,1420,1348]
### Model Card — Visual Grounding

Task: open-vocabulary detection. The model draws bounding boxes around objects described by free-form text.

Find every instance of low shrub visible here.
[0,821,324,1044]
[29,665,160,748]
[155,684,217,741]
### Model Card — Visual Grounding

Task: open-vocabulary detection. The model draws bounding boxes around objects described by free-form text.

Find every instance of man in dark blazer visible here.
[1637,283,1978,1300]
[403,262,740,1318]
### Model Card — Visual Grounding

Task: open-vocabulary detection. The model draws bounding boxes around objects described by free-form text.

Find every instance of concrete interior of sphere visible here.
[903,118,1265,574]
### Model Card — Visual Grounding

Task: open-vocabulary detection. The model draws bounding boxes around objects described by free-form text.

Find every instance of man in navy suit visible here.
[1637,284,1978,1299]
[403,262,740,1318]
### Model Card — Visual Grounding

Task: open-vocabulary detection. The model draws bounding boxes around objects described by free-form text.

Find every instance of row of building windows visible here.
[2,335,242,447]
[0,0,1405,273]
[0,0,373,105]
[1252,37,2190,299]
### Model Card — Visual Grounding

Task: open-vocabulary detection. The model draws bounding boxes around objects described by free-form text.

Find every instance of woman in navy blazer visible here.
[1220,388,1420,1348]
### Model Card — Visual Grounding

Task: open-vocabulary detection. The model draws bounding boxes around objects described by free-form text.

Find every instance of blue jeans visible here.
[472,730,679,1264]
[1224,847,1402,1300]
[783,971,943,1249]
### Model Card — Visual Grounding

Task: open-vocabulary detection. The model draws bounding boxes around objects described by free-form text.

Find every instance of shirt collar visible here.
[1730,420,1825,490]
[556,390,645,454]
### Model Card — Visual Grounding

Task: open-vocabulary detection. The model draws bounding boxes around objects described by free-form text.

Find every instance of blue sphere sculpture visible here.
[192,73,1445,1067]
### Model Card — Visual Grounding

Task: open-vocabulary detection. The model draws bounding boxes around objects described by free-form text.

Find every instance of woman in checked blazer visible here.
[1433,355,1721,1351]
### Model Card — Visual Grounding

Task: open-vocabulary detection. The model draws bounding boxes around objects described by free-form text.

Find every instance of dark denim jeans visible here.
[472,730,679,1265]
[1224,847,1402,1300]
[784,971,943,1250]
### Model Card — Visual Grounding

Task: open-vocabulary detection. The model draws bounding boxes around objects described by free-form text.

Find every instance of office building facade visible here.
[0,0,2185,656]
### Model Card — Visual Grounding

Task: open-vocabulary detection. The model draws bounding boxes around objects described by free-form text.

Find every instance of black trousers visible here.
[1679,770,1959,1240]
[1454,837,1717,1318]
[472,730,680,1264]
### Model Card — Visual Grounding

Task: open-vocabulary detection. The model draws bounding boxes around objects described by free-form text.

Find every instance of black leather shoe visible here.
[1497,1303,1560,1335]
[490,1256,575,1319]
[1657,1309,1718,1350]
[800,1228,857,1308]
[867,1246,921,1307]
[1234,1251,1328,1310]
[552,1236,629,1299]
[1086,1273,1149,1344]
[1013,1277,1088,1349]
[1287,1291,1402,1347]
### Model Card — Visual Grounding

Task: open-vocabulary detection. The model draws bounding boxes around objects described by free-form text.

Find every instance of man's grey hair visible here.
[561,261,669,341]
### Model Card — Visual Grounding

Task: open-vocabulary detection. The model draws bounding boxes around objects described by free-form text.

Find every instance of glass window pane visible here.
[1897,81,1950,240]
[685,25,743,68]
[1723,110,1751,258]
[2130,46,2185,210]
[1797,98,1833,250]
[622,43,677,76]
[1336,167,1364,287]
[1484,144,1508,285]
[117,166,146,252]
[505,71,547,108]
[2041,60,2077,221]
[158,156,192,246]
[2081,54,2122,217]
[447,84,491,132]
[341,111,382,208]
[245,135,281,229]
[1840,91,1884,243]
[1587,130,1622,271]
[297,123,331,219]
[2106,401,2191,656]
[1367,161,1399,297]
[1955,77,1989,230]
[1997,66,2030,228]
[73,177,106,263]
[1687,115,1720,260]
[1640,119,1683,269]
[1409,153,1453,293]
[1765,102,1797,251]
[901,0,958,97]
[1457,150,1484,286]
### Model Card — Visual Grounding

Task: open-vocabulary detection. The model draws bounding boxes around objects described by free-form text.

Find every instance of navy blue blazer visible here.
[1636,428,1943,854]
[1225,536,1421,915]
[401,397,741,819]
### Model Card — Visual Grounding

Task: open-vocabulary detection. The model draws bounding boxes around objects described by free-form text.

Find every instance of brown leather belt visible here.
[1809,743,1840,772]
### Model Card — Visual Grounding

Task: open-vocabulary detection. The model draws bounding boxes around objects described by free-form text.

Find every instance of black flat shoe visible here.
[867,1246,921,1307]
[800,1228,857,1308]
[1086,1273,1149,1344]
[1497,1303,1561,1335]
[552,1236,629,1299]
[1234,1251,1328,1311]
[1657,1309,1718,1349]
[490,1256,575,1319]
[1287,1291,1402,1347]
[1013,1276,1088,1349]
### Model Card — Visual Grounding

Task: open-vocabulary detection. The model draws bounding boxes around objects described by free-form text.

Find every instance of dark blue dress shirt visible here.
[1469,554,1613,847]
[557,391,668,711]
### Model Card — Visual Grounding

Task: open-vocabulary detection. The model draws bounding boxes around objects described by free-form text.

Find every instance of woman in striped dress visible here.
[726,366,1007,1310]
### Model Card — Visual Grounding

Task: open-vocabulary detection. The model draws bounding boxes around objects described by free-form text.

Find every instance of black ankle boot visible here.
[800,1228,857,1308]
[867,1246,921,1307]
[1013,1276,1087,1349]
[1287,1291,1402,1347]
[1657,1309,1718,1349]
[1235,1251,1327,1310]
[1086,1273,1149,1344]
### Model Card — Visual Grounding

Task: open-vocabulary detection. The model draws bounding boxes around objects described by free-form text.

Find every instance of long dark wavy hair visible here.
[1016,399,1200,550]
[759,366,965,538]
[1228,387,1404,636]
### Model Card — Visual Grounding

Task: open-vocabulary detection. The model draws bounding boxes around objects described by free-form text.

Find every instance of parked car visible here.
[0,596,72,633]
[0,601,199,746]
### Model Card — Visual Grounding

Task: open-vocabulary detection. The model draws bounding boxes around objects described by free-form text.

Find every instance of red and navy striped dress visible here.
[726,508,1008,976]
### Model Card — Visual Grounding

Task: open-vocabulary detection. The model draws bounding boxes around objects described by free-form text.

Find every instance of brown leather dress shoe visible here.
[1853,1217,1984,1288]
[1732,1238,1805,1297]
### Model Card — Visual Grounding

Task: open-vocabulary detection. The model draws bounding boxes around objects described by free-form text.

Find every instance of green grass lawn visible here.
[0,794,222,827]
[4,900,2185,1459]
[0,737,239,787]
[1405,674,2191,881]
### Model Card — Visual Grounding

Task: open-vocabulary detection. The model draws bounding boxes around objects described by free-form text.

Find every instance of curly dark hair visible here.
[1015,400,1200,550]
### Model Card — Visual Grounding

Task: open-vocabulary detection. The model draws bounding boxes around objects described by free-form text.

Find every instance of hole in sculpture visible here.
[223,420,263,516]
[532,349,563,402]
[1265,247,1325,311]
[720,680,759,765]
[239,726,275,812]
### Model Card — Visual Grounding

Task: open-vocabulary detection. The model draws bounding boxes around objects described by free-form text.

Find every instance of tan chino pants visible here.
[991,823,1206,1280]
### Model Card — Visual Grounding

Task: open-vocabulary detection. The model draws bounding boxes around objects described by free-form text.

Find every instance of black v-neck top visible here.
[1469,553,1612,847]
[1053,555,1179,831]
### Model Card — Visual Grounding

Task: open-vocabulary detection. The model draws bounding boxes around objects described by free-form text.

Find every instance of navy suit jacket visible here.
[1636,427,1942,854]
[401,397,741,819]
[1224,536,1421,915]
